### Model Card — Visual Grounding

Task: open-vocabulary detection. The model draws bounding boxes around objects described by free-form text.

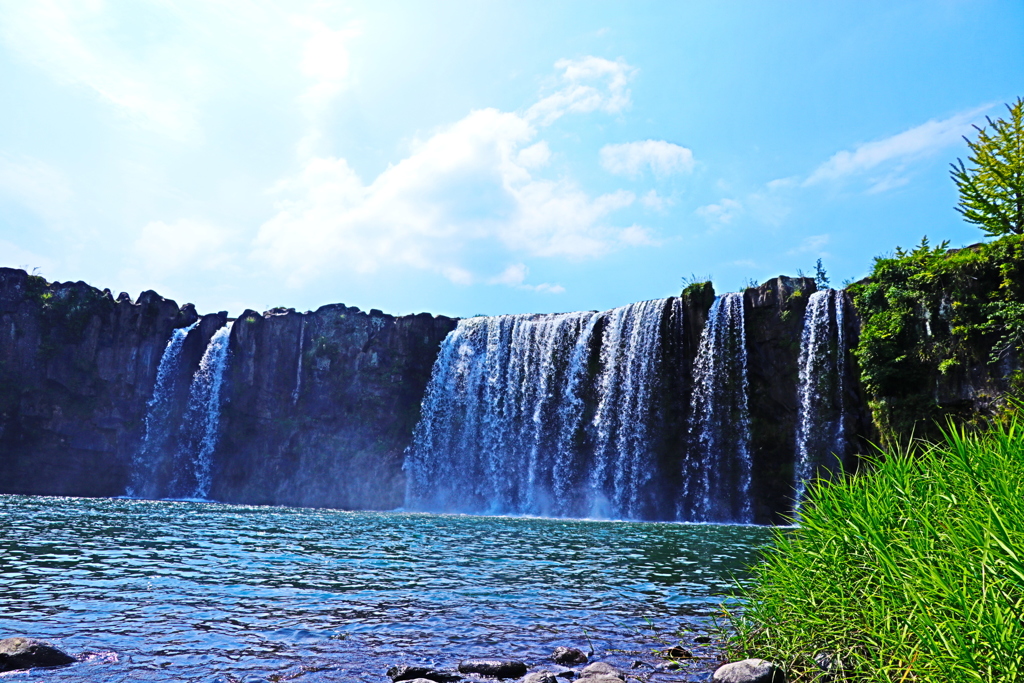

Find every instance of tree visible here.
[814,258,830,289]
[950,97,1024,237]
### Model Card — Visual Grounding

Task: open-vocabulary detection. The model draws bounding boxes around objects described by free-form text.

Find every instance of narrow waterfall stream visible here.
[179,322,233,499]
[683,293,752,523]
[794,289,848,507]
[127,321,199,498]
[405,300,674,520]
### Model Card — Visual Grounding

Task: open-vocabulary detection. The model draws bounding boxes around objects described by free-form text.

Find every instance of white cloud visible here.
[696,198,743,226]
[489,263,565,293]
[789,234,831,257]
[254,58,645,288]
[131,219,238,279]
[0,240,56,275]
[0,154,73,221]
[0,1,205,139]
[600,140,694,178]
[526,56,636,126]
[640,189,672,211]
[805,106,990,187]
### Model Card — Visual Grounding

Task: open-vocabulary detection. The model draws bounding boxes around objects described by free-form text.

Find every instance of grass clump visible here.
[732,420,1024,682]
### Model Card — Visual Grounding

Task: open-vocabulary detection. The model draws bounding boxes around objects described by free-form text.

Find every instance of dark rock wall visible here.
[0,268,456,507]
[213,305,456,510]
[0,268,198,496]
[0,266,944,521]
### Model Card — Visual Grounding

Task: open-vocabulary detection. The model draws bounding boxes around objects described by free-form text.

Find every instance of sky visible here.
[0,1,1022,318]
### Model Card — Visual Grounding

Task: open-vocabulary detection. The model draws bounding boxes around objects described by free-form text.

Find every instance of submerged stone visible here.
[551,646,588,665]
[458,659,528,678]
[387,664,462,682]
[578,662,624,680]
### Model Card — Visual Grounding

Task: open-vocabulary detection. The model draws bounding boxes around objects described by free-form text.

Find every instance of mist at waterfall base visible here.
[1,495,769,683]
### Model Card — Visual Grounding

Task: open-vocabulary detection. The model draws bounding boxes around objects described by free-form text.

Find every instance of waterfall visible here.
[404,299,672,520]
[794,289,847,507]
[176,323,233,499]
[683,293,753,524]
[127,321,199,498]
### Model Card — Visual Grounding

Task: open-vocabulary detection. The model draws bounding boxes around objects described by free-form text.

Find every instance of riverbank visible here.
[731,419,1024,682]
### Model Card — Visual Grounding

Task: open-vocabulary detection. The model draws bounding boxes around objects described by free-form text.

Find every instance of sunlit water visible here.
[0,496,770,682]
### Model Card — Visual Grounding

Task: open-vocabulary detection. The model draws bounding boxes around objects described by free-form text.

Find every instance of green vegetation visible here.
[848,235,1024,444]
[732,419,1024,682]
[950,98,1024,237]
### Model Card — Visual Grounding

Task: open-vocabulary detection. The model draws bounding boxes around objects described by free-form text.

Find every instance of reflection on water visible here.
[0,496,770,682]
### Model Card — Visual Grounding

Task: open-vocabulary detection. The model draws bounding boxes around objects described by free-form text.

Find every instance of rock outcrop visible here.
[0,637,75,672]
[0,268,454,508]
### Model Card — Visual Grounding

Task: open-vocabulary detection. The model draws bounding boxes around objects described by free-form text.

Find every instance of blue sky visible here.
[0,1,1021,318]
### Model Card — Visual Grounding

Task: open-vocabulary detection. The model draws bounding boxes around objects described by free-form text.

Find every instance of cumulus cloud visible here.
[489,263,565,293]
[696,198,743,226]
[600,140,694,178]
[805,105,991,189]
[0,154,73,221]
[0,1,206,139]
[526,56,636,126]
[131,219,239,279]
[254,58,644,288]
[788,234,831,257]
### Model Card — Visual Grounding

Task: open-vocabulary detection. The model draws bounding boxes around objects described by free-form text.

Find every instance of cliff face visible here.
[0,268,199,496]
[213,306,457,510]
[0,268,456,506]
[1,265,998,521]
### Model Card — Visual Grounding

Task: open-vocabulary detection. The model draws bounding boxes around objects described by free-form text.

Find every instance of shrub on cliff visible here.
[848,235,1024,443]
[731,419,1024,682]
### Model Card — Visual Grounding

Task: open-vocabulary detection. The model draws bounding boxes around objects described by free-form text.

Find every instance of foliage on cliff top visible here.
[731,418,1024,682]
[25,274,114,353]
[951,97,1024,237]
[848,234,1024,443]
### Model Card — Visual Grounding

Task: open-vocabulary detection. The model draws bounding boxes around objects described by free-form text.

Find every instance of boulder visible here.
[0,637,75,672]
[386,664,462,682]
[458,659,528,678]
[522,672,558,683]
[551,646,588,665]
[712,659,786,683]
[578,662,624,681]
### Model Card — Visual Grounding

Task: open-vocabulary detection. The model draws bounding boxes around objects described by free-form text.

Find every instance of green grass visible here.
[731,420,1024,682]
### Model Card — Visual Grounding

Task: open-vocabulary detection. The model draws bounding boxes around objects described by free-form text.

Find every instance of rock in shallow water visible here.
[522,672,558,683]
[712,658,786,683]
[387,664,462,682]
[0,637,75,672]
[577,662,624,681]
[551,646,588,666]
[458,659,528,678]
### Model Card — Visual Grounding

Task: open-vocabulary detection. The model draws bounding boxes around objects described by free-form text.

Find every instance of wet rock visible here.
[578,662,624,681]
[630,660,649,669]
[663,646,692,659]
[522,672,558,683]
[387,664,462,682]
[655,661,680,671]
[712,659,786,683]
[814,652,840,674]
[555,672,575,680]
[693,635,713,644]
[0,637,75,672]
[551,646,588,666]
[458,659,528,678]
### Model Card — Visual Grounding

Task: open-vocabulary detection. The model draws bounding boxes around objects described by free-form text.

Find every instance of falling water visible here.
[794,289,847,507]
[177,323,233,499]
[127,321,199,498]
[683,293,753,524]
[405,299,672,520]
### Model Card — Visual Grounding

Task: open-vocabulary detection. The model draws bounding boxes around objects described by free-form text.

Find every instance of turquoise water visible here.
[0,496,770,682]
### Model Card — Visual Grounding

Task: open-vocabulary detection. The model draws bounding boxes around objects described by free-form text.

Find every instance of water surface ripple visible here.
[0,496,769,682]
